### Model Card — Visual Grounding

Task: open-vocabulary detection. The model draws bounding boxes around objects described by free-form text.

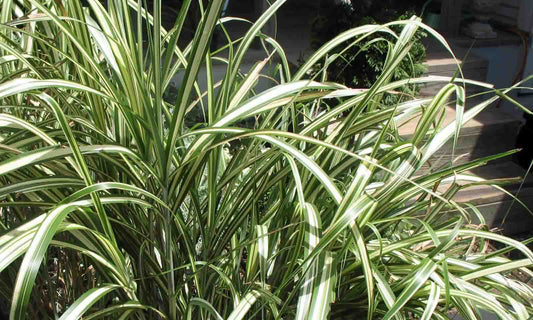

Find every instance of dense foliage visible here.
[309,0,427,101]
[0,0,532,319]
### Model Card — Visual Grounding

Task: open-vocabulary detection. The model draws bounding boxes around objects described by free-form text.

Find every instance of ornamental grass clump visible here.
[0,0,532,319]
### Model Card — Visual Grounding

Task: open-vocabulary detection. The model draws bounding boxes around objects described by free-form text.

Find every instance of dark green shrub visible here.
[309,0,427,103]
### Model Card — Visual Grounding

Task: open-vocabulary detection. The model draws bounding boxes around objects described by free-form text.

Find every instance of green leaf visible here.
[421,282,441,320]
[0,78,108,100]
[227,289,262,320]
[58,285,119,320]
[308,251,337,319]
[382,258,437,320]
[189,298,223,320]
[9,197,148,320]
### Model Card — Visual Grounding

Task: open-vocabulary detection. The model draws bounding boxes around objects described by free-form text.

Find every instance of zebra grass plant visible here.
[0,0,532,319]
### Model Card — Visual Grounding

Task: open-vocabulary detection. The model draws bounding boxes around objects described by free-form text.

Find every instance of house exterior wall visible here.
[517,0,533,34]
[471,42,533,115]
[492,0,533,34]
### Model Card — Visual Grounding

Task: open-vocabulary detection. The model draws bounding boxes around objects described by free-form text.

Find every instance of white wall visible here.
[471,41,533,116]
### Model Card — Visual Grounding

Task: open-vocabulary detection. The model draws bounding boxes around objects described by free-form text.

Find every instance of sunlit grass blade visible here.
[58,285,120,320]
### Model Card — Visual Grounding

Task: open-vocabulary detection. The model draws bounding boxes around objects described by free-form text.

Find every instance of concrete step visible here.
[400,100,531,235]
[441,161,533,236]
[420,47,489,97]
[399,104,523,168]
